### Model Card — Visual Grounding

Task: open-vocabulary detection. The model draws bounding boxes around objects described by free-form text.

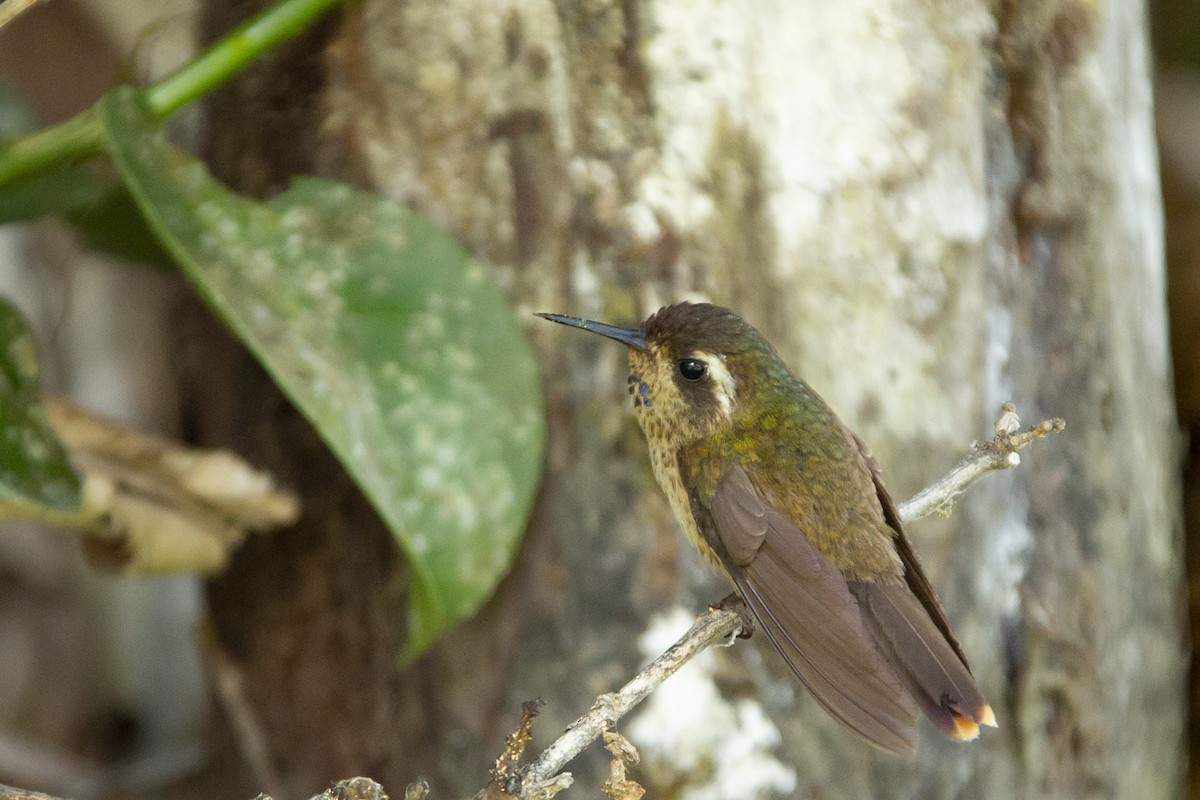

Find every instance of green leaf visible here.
[0,162,173,267]
[99,88,546,657]
[0,299,81,516]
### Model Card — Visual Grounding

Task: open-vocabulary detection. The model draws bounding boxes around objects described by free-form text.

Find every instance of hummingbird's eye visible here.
[677,358,708,382]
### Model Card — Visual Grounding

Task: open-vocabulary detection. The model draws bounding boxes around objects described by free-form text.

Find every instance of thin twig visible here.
[899,403,1065,522]
[0,0,47,32]
[515,608,743,792]
[0,0,341,188]
[0,784,61,800]
[513,402,1063,797]
[205,631,287,800]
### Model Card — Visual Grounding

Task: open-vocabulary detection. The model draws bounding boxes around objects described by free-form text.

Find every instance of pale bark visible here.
[196,0,1181,797]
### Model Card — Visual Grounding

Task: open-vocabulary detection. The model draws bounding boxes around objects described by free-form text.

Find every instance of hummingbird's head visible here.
[537,303,779,445]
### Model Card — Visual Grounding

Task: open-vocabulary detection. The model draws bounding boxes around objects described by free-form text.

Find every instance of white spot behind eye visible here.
[693,351,737,417]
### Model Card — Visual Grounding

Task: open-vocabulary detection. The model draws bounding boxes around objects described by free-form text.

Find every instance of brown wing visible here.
[846,433,994,739]
[707,466,919,757]
[849,432,968,667]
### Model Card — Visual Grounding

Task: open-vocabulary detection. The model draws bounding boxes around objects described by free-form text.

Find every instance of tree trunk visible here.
[195,0,1182,797]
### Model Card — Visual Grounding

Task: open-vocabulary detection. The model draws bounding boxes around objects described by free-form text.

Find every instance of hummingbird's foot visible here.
[712,592,755,639]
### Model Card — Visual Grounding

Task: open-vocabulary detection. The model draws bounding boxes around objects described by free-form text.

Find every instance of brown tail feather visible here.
[848,581,992,739]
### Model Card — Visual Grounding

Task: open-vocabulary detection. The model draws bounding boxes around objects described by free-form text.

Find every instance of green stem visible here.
[0,0,341,187]
[0,110,103,187]
[145,0,340,117]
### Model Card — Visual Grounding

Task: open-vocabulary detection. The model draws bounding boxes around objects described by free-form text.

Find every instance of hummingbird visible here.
[537,302,995,757]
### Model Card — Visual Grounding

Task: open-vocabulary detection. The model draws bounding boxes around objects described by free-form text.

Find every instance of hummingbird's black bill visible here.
[535,313,649,353]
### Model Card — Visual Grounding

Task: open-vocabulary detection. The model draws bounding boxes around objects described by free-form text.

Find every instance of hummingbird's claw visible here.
[712,592,756,639]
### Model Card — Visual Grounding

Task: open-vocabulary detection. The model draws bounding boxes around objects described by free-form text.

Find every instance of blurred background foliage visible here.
[0,0,543,794]
[0,0,546,656]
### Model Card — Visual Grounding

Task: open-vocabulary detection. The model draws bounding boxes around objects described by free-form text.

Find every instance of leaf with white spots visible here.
[99,88,545,658]
[0,299,82,517]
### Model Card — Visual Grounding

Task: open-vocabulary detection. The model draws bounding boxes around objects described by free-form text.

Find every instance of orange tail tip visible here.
[950,715,980,741]
[979,704,998,728]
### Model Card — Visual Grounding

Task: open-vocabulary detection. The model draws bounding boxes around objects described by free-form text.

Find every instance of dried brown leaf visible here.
[44,397,299,574]
[600,732,644,800]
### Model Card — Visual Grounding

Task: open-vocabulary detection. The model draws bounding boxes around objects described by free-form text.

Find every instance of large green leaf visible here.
[0,299,81,516]
[99,88,545,657]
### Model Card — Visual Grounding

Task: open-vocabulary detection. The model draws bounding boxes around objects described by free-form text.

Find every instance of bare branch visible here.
[515,608,743,793]
[0,784,61,800]
[899,403,1065,522]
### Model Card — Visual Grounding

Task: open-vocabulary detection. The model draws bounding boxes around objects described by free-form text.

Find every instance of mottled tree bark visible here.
[194,1,1181,797]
